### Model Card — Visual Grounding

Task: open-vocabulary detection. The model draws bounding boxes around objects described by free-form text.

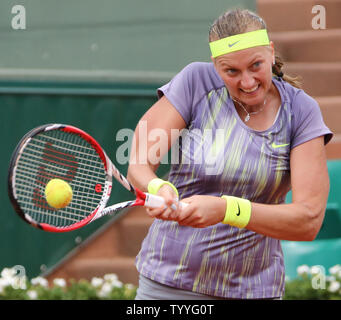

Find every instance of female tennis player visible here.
[127,8,333,299]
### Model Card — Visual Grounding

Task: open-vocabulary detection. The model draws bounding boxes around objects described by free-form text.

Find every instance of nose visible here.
[240,71,256,89]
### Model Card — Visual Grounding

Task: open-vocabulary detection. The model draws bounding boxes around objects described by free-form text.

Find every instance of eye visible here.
[252,61,262,68]
[226,68,238,75]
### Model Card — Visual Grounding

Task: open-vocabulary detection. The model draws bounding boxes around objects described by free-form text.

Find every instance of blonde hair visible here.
[209,9,302,88]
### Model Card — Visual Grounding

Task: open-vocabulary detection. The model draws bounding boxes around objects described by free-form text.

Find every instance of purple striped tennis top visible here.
[135,62,332,299]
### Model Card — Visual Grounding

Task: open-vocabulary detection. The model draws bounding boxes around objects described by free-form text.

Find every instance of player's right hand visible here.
[146,184,180,221]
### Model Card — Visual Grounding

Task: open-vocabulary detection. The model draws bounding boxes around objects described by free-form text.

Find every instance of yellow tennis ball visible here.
[45,179,73,209]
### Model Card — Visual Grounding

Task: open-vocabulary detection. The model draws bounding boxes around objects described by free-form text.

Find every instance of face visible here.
[212,42,274,107]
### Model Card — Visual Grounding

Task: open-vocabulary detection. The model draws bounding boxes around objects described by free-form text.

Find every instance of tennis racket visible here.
[8,123,184,232]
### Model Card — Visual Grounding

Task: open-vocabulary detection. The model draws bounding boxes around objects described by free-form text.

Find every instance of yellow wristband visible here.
[147,178,179,197]
[221,196,251,228]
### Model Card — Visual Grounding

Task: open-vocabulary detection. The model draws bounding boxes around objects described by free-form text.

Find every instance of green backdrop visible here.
[0,0,255,75]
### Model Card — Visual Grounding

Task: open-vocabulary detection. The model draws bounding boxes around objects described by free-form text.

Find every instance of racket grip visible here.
[144,193,188,210]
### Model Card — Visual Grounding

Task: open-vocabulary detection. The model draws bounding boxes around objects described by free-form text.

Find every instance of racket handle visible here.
[145,193,188,210]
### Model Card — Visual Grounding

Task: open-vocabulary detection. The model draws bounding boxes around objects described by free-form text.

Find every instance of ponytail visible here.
[272,54,302,89]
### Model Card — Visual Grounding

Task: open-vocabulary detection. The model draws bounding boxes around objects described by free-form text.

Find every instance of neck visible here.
[233,98,265,112]
[232,98,267,122]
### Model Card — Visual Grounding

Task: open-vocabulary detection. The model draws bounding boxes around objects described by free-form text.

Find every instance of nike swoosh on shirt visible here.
[271,142,289,149]
[228,40,240,48]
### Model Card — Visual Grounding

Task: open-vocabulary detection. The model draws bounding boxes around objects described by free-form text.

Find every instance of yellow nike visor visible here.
[209,29,270,58]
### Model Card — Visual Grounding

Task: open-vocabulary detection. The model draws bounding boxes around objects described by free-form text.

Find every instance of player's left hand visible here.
[174,195,226,228]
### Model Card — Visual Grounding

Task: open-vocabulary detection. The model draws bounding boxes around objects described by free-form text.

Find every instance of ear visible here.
[269,41,275,65]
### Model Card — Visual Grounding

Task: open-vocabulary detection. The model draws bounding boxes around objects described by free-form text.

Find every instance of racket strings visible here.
[15,177,101,210]
[27,137,105,172]
[17,153,103,185]
[14,129,108,227]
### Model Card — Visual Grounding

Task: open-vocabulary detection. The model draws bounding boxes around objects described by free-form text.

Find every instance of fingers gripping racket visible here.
[8,124,179,232]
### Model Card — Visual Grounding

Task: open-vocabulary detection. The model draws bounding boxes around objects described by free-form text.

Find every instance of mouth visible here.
[240,84,260,95]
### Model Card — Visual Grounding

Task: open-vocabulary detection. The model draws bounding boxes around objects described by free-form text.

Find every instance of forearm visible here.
[246,202,325,241]
[127,163,158,192]
[127,96,186,192]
